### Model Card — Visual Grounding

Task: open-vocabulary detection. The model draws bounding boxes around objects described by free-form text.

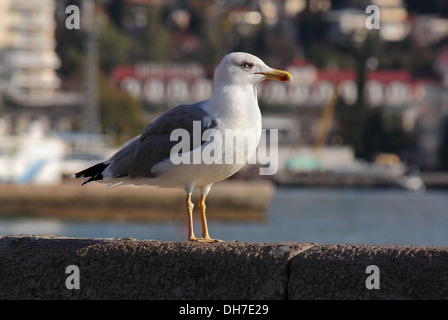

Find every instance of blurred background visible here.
[0,0,447,245]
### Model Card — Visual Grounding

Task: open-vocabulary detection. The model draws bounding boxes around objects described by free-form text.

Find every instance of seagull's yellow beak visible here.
[256,69,292,82]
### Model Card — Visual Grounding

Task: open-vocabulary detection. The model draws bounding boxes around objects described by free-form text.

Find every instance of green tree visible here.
[362,108,411,160]
[98,72,147,145]
[336,104,412,161]
[98,22,135,75]
[130,6,172,62]
[346,33,381,159]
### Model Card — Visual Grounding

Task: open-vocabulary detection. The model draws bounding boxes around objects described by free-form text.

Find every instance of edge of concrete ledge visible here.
[0,235,447,300]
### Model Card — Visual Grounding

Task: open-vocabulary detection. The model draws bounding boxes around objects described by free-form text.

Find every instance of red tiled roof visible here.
[111,66,135,83]
[366,70,412,83]
[289,59,313,67]
[317,70,356,82]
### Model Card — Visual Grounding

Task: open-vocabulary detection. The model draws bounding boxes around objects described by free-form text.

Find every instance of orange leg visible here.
[185,194,197,241]
[197,194,222,243]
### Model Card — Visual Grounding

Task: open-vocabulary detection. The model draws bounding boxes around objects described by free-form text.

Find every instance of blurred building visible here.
[112,62,213,106]
[411,14,448,46]
[326,0,411,43]
[0,0,61,106]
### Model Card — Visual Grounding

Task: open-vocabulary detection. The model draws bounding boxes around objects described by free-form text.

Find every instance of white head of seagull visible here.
[73,52,292,243]
[214,52,292,87]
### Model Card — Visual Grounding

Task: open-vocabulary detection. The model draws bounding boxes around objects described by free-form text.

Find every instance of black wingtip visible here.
[73,162,109,186]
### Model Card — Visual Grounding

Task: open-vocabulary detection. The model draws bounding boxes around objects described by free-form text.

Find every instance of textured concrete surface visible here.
[0,235,447,300]
[0,235,310,300]
[289,244,448,300]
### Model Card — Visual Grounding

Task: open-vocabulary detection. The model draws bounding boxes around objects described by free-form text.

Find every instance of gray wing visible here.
[103,102,217,179]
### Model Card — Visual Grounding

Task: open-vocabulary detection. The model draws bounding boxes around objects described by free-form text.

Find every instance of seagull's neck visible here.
[208,83,260,121]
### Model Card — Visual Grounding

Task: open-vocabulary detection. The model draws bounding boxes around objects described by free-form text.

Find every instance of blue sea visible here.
[1,187,448,246]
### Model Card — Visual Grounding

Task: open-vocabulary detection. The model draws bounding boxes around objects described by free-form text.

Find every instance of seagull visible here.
[73,52,292,242]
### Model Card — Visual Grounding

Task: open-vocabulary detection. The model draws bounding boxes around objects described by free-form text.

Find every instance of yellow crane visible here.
[314,81,339,153]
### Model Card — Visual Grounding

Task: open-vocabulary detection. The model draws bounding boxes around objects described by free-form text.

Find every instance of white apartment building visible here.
[0,0,61,106]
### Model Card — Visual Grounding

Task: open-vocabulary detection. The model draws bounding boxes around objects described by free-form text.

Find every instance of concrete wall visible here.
[0,235,447,300]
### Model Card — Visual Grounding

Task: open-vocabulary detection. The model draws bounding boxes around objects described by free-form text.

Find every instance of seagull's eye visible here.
[243,62,253,69]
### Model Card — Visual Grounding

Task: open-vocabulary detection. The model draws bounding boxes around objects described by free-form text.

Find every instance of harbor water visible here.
[1,187,447,246]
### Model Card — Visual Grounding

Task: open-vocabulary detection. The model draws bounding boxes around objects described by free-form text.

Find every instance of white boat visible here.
[0,120,114,185]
